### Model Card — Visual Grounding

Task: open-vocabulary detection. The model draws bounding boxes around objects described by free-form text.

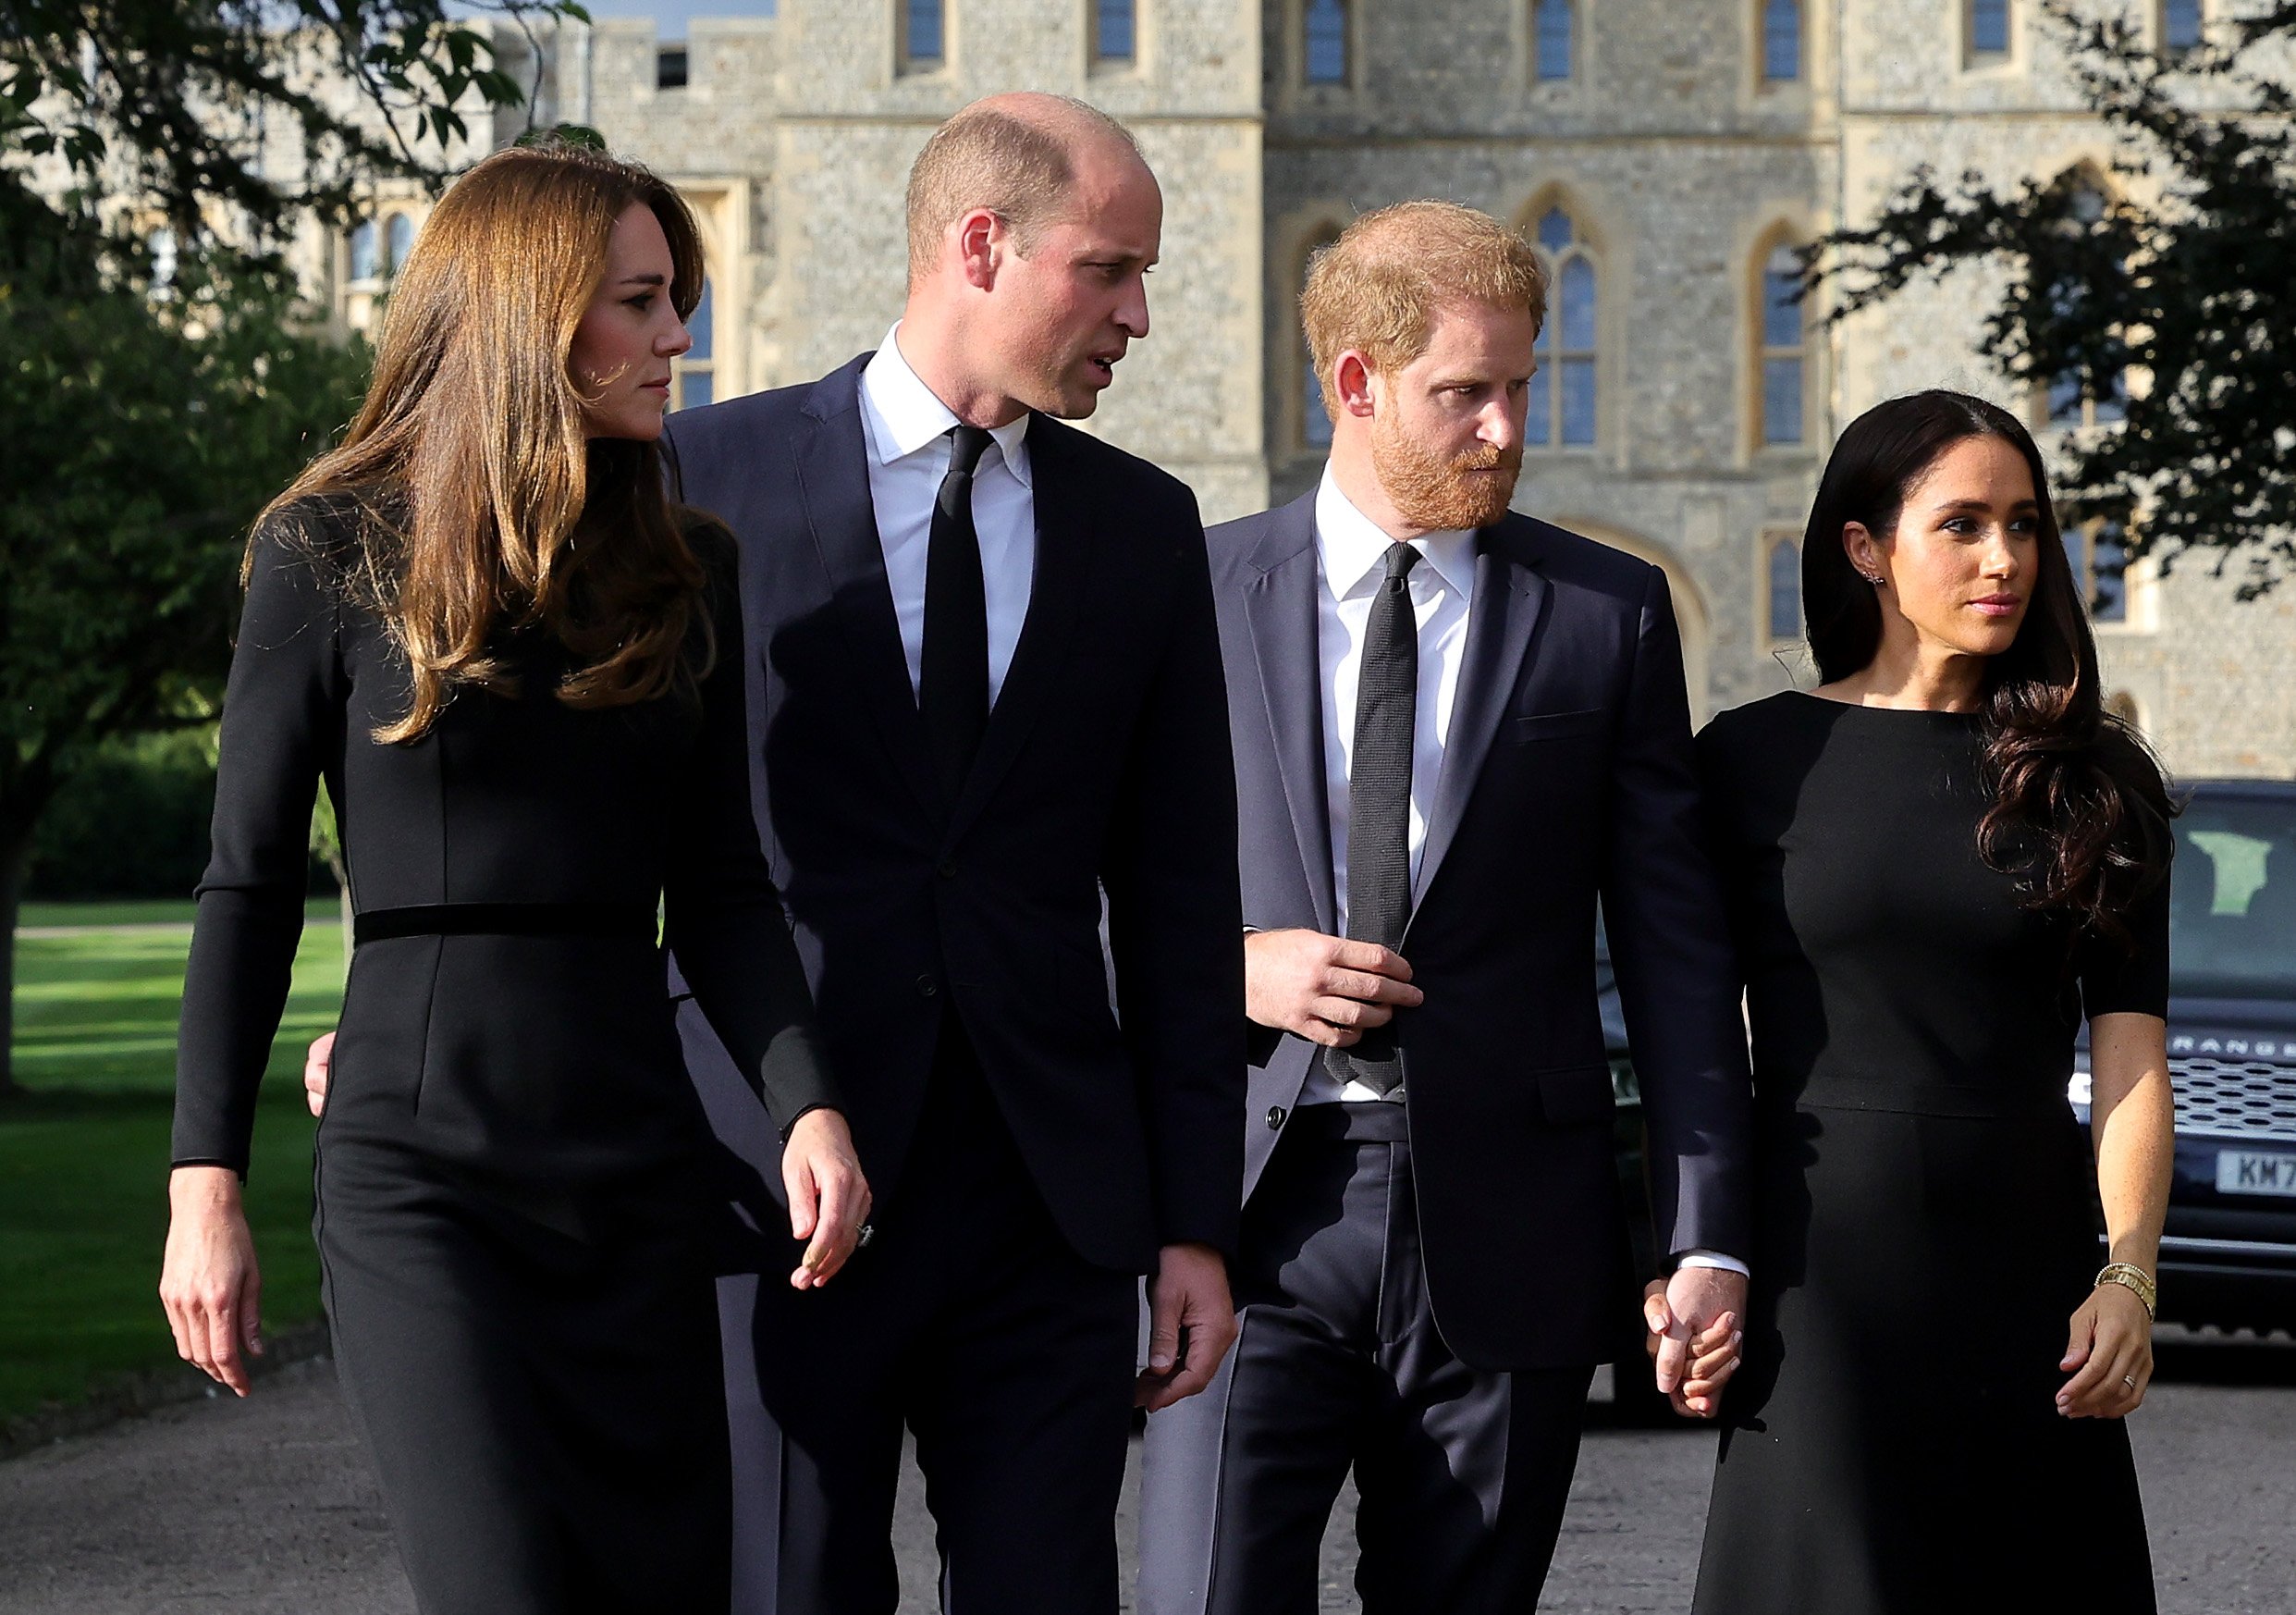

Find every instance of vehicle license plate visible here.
[2216,1151,2296,1197]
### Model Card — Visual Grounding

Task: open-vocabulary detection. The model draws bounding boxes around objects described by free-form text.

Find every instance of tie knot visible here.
[947,424,994,479]
[1383,542,1421,586]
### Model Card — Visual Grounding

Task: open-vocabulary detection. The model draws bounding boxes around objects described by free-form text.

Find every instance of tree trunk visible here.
[0,825,31,1098]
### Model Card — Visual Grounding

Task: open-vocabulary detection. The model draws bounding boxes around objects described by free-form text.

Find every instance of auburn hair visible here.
[1299,200,1548,420]
[1801,389,2173,944]
[262,138,709,743]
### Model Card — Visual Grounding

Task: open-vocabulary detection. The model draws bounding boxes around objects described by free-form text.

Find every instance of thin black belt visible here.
[351,902,659,947]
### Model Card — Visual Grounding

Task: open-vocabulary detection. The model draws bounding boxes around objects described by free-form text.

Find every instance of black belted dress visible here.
[172,494,835,1614]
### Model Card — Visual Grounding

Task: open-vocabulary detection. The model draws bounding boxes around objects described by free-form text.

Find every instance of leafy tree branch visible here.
[1809,1,2295,595]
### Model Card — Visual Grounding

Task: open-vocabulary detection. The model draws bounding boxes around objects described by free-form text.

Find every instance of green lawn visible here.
[18,898,339,931]
[1,905,348,1424]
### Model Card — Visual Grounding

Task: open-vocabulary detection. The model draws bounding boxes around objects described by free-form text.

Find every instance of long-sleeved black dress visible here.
[1690,691,2165,1615]
[172,493,835,1615]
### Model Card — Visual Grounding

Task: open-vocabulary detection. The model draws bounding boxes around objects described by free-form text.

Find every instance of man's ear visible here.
[1332,351,1380,419]
[955,207,1003,291]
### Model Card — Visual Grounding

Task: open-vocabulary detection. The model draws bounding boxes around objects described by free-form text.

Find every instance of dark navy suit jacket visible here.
[662,356,1245,1274]
[1210,492,1752,1368]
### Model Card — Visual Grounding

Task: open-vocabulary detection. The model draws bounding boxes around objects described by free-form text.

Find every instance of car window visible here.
[2172,794,2296,999]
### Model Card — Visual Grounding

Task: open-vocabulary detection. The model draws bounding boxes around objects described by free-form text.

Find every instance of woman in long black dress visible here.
[157,142,870,1613]
[1688,391,2175,1613]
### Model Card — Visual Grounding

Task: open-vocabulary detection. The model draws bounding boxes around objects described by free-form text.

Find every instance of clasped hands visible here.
[1641,1268,1746,1419]
[297,1030,869,1292]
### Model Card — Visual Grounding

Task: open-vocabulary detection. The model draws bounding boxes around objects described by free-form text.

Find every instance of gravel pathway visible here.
[1,1340,2287,1613]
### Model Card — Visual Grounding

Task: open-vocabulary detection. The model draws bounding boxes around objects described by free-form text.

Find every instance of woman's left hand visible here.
[2057,1281,2153,1418]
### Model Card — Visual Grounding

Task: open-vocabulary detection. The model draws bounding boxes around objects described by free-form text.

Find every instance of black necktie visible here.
[921,424,994,802]
[1328,541,1420,1097]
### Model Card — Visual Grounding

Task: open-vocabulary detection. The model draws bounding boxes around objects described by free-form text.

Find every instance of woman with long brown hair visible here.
[1687,390,2175,1612]
[157,139,869,1611]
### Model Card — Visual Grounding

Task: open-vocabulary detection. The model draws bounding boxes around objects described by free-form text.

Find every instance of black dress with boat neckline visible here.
[1689,690,2164,1615]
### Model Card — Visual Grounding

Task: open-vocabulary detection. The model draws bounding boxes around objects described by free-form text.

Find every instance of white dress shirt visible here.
[1301,471,1478,1105]
[859,324,1036,704]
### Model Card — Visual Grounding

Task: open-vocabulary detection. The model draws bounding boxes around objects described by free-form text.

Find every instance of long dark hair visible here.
[1802,389,2172,943]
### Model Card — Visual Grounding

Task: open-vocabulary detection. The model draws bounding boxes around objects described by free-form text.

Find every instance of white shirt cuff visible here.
[1675,1250,1750,1277]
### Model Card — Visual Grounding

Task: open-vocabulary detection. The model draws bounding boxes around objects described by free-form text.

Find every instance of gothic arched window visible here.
[1096,0,1136,62]
[349,219,377,282]
[2042,174,2128,430]
[1760,241,1807,446]
[1529,204,1598,448]
[2161,0,2202,52]
[1763,0,1801,81]
[903,0,945,70]
[1534,0,1575,80]
[1305,0,1348,83]
[1765,534,1802,641]
[1969,0,2010,58]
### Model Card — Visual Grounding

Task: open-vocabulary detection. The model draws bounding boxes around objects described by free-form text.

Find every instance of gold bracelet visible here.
[2094,1262,2157,1321]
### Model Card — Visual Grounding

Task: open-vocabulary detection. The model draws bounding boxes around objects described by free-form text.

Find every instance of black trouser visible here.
[743,1017,1140,1615]
[317,1142,733,1615]
[1136,1102,1590,1615]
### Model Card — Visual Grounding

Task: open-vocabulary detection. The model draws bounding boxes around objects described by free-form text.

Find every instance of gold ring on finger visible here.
[2122,1374,2137,1388]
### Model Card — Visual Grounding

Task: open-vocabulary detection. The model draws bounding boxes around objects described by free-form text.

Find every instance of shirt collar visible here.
[859,323,1033,488]
[1312,468,1478,604]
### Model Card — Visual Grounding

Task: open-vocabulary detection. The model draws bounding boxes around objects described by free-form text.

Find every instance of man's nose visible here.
[1117,276,1150,339]
[1480,400,1519,453]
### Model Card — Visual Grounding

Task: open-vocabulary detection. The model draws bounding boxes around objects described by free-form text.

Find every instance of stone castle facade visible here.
[303,0,2295,779]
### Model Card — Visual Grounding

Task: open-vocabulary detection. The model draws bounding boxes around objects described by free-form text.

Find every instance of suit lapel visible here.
[791,367,943,821]
[1244,495,1338,935]
[1411,522,1551,916]
[945,415,1093,841]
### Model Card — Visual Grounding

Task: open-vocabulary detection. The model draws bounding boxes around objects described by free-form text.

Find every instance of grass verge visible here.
[2,907,346,1428]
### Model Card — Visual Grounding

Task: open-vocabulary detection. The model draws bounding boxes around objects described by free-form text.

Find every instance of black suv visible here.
[2073,777,2296,1334]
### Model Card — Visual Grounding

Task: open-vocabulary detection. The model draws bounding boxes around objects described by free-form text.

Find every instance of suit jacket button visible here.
[937,860,957,879]
[916,974,938,998]
[1267,1105,1287,1130]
